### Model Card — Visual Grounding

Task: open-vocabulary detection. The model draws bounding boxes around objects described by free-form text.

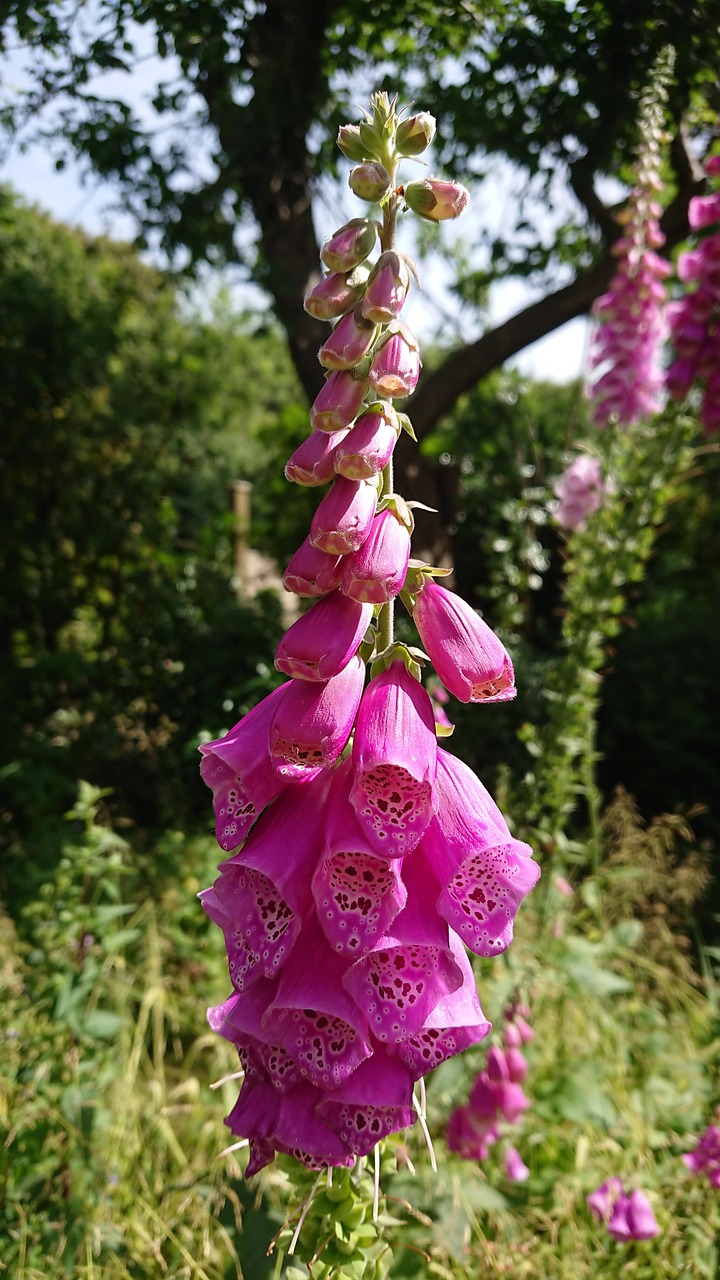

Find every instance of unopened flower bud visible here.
[321,218,378,273]
[369,324,420,399]
[337,124,367,162]
[310,370,369,433]
[304,267,369,321]
[349,161,392,203]
[361,251,411,324]
[396,111,436,156]
[285,428,349,484]
[404,176,470,222]
[318,309,378,371]
[334,404,399,479]
[341,508,411,603]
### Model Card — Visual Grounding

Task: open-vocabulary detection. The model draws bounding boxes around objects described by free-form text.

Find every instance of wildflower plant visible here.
[198,92,540,1268]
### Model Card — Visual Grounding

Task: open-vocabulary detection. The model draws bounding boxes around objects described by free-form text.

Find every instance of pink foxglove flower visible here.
[310,370,369,433]
[361,251,412,324]
[317,1052,416,1156]
[313,760,408,955]
[341,508,411,603]
[283,536,343,597]
[285,428,349,485]
[504,1146,530,1182]
[318,308,378,371]
[554,455,605,531]
[268,655,365,777]
[304,269,368,321]
[608,1189,659,1241]
[199,684,289,852]
[412,579,515,703]
[391,931,491,1076]
[368,325,421,398]
[667,155,720,436]
[333,405,399,479]
[446,1104,500,1160]
[320,218,377,272]
[587,1177,623,1223]
[404,177,470,221]
[309,475,378,554]
[683,1123,720,1188]
[275,591,373,681]
[350,660,438,857]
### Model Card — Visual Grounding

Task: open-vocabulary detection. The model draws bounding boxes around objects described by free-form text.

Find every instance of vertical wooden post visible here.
[231,480,252,593]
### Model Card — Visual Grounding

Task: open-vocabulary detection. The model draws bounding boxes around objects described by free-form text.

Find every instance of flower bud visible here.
[310,476,378,554]
[348,161,392,203]
[395,111,436,156]
[689,193,720,231]
[360,251,411,324]
[283,535,343,596]
[368,324,420,398]
[310,370,369,433]
[341,508,411,603]
[404,176,470,222]
[318,308,378,371]
[304,268,369,321]
[412,579,515,703]
[337,124,367,162]
[321,218,378,273]
[285,427,349,485]
[275,591,374,681]
[334,404,399,479]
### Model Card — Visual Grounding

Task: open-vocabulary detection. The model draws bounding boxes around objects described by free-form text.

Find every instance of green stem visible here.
[376,173,400,659]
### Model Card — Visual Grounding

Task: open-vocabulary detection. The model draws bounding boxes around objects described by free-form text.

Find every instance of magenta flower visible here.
[391,931,491,1077]
[285,428,349,486]
[504,1146,530,1182]
[318,308,378,371]
[313,760,408,955]
[320,218,378,272]
[275,591,373,681]
[368,325,421,398]
[411,579,515,703]
[268,655,366,777]
[304,270,368,321]
[350,660,438,857]
[342,850,464,1042]
[341,508,411,603]
[446,1104,500,1160]
[404,177,470,222]
[683,1124,720,1188]
[554,455,605,531]
[361,251,412,324]
[333,405,399,480]
[587,1176,623,1223]
[310,370,369,433]
[198,684,289,852]
[283,536,343,598]
[667,154,720,436]
[608,1189,659,1242]
[317,1052,416,1157]
[310,476,378,554]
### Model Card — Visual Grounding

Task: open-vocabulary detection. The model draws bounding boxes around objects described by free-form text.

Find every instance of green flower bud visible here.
[404,176,470,221]
[396,111,436,156]
[349,161,392,203]
[337,124,367,161]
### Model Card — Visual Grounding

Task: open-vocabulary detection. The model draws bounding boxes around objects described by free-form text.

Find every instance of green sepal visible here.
[370,641,424,681]
[397,411,417,441]
[358,625,377,665]
[375,491,413,530]
[406,499,438,515]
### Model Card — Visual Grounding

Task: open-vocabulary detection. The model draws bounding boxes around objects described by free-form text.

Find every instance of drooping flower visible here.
[682,1123,720,1187]
[608,1189,660,1242]
[361,251,412,324]
[553,455,605,531]
[587,1176,624,1223]
[368,324,421,398]
[446,1103,500,1161]
[403,177,470,221]
[268,655,366,778]
[275,591,373,682]
[667,153,720,436]
[310,370,369,433]
[199,684,290,853]
[318,309,378,371]
[283,535,343,598]
[411,579,515,703]
[285,429,350,486]
[390,931,491,1076]
[350,660,438,857]
[304,268,369,321]
[309,476,378,554]
[333,404,399,480]
[504,1146,530,1182]
[320,218,378,273]
[341,508,411,603]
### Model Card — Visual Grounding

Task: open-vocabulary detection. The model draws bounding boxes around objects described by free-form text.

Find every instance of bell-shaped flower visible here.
[390,931,491,1078]
[318,1052,416,1157]
[320,218,378,272]
[333,405,399,480]
[505,1146,530,1182]
[285,428,349,485]
[587,1176,623,1223]
[689,192,720,231]
[318,308,378,371]
[202,775,331,991]
[310,476,378,554]
[411,578,516,703]
[262,925,373,1089]
[554,455,605,531]
[283,536,343,597]
[341,508,411,603]
[342,849,463,1042]
[683,1124,720,1187]
[368,324,421,398]
[268,655,365,778]
[446,1104,499,1160]
[304,268,368,321]
[312,760,408,955]
[275,591,373,682]
[469,1067,530,1126]
[198,684,289,853]
[271,1081,356,1169]
[361,251,412,324]
[404,176,470,221]
[310,370,369,433]
[350,660,438,857]
[209,980,303,1094]
[608,1189,659,1242]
